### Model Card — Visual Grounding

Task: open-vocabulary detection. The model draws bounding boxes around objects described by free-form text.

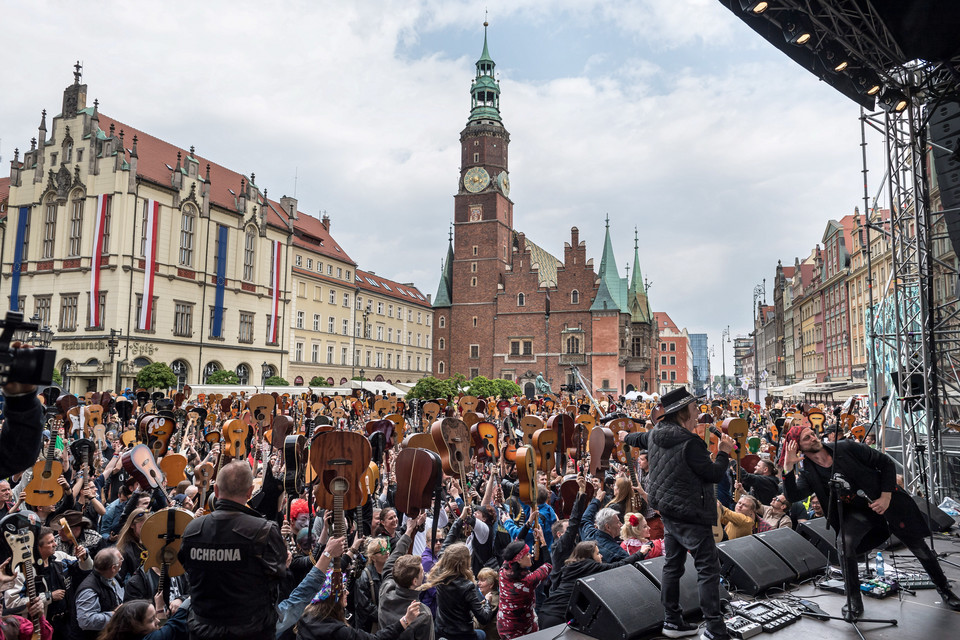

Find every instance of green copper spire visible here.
[468,20,501,123]
[434,228,454,308]
[591,216,629,312]
[629,228,652,323]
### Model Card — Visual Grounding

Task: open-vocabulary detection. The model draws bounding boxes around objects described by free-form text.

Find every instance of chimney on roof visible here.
[281,195,298,221]
[321,213,330,231]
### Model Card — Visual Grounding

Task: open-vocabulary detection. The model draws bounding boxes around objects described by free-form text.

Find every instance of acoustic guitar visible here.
[430,417,472,506]
[24,417,65,507]
[122,444,165,491]
[515,445,538,506]
[141,508,193,609]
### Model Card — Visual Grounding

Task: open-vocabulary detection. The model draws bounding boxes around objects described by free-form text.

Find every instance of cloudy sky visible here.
[2,0,886,379]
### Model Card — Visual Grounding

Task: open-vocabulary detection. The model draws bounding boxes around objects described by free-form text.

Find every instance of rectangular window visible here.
[265,314,282,342]
[327,345,334,364]
[387,353,392,369]
[174,302,193,337]
[470,345,479,359]
[376,352,383,368]
[670,371,677,381]
[297,281,306,298]
[328,317,335,333]
[327,265,333,275]
[343,293,350,307]
[179,211,194,266]
[387,328,392,342]
[134,295,158,332]
[342,319,349,335]
[59,294,78,331]
[341,347,348,365]
[407,332,412,345]
[417,333,422,347]
[295,255,302,267]
[314,286,321,301]
[356,322,362,337]
[511,341,520,356]
[329,289,336,304]
[377,326,383,341]
[388,305,393,318]
[661,355,667,365]
[307,258,312,270]
[417,312,422,324]
[670,343,676,351]
[523,340,532,356]
[296,311,304,329]
[345,270,351,280]
[366,351,372,367]
[43,202,57,259]
[239,312,254,343]
[407,355,412,370]
[243,231,256,282]
[87,292,106,329]
[337,267,343,278]
[377,302,384,314]
[295,342,304,361]
[312,344,319,363]
[213,224,226,274]
[670,356,676,365]
[313,314,320,331]
[68,199,83,257]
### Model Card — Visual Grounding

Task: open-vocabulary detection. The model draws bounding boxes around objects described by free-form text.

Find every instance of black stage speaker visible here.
[716,535,795,595]
[914,494,956,532]
[568,565,664,640]
[635,553,730,618]
[930,101,960,244]
[754,528,828,580]
[797,518,840,564]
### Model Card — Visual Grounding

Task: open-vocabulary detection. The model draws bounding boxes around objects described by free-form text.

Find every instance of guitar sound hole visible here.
[330,478,349,495]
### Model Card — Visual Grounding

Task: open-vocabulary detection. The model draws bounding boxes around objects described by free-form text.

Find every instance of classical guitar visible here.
[1,514,42,640]
[430,417,472,506]
[141,508,193,610]
[24,416,65,507]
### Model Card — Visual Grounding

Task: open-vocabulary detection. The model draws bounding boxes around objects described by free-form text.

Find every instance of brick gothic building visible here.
[431,28,658,397]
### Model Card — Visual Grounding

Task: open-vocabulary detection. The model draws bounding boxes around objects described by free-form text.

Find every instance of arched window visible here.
[243,227,256,282]
[170,360,189,391]
[439,361,445,374]
[235,363,250,385]
[439,337,445,350]
[517,293,525,307]
[571,289,580,304]
[439,316,445,328]
[179,206,196,267]
[133,357,152,368]
[566,336,581,354]
[203,361,222,383]
[68,191,84,257]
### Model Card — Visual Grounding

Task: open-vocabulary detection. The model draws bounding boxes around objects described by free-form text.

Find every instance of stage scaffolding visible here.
[860,74,960,500]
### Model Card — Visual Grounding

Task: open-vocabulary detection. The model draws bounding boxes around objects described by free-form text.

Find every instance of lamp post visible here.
[359,368,365,397]
[753,284,765,404]
[261,361,270,388]
[62,362,71,394]
[107,329,121,392]
[721,325,730,397]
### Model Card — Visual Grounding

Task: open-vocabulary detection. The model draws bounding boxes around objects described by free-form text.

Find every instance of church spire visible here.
[468,20,501,124]
[629,227,652,322]
[591,216,628,312]
[434,227,455,308]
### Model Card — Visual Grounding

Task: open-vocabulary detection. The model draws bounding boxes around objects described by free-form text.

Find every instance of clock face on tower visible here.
[463,167,491,193]
[497,171,510,196]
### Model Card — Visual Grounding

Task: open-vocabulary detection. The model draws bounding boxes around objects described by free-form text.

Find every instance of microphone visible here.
[856,489,875,502]
[707,426,723,439]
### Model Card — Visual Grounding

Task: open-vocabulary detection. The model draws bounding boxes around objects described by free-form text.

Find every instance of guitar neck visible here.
[23,558,42,636]
[332,494,344,593]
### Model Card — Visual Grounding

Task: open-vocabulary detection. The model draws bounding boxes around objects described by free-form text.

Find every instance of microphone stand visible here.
[824,426,898,638]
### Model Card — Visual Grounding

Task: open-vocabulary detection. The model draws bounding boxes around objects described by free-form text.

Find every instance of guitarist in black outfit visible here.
[783,426,960,620]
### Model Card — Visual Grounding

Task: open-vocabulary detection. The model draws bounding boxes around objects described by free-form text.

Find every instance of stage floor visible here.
[521,532,960,640]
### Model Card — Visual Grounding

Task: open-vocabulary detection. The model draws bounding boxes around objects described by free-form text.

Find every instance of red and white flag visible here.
[139,199,160,330]
[269,240,281,343]
[89,194,110,327]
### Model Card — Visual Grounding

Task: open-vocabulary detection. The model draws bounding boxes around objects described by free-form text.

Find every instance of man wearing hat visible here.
[57,510,108,558]
[623,388,736,640]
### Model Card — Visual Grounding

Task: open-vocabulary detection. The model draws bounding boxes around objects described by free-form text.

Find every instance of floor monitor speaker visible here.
[716,535,795,595]
[568,564,664,640]
[635,552,729,618]
[754,527,828,580]
[797,518,840,564]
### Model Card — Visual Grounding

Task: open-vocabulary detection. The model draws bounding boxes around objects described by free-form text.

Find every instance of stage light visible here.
[878,87,909,112]
[739,0,769,14]
[852,68,882,96]
[781,11,814,45]
[818,42,849,73]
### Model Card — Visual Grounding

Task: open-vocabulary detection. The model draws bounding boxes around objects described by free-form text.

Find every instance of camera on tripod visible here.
[0,312,57,386]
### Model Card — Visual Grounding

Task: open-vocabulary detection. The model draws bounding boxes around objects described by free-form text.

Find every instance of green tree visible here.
[135,362,177,390]
[491,378,522,398]
[406,376,456,400]
[206,369,240,385]
[449,373,468,394]
[309,376,330,387]
[52,368,63,386]
[351,375,367,381]
[264,375,290,386]
[465,376,496,397]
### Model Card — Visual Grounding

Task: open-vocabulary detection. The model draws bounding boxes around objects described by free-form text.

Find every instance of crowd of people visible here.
[1,379,959,640]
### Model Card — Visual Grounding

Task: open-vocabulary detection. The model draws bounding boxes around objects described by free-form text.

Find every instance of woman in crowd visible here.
[619,513,663,558]
[538,540,644,629]
[373,508,400,551]
[603,477,636,520]
[422,543,495,640]
[719,494,762,539]
[354,537,389,632]
[296,570,423,640]
[115,509,147,583]
[496,539,552,640]
[94,599,188,640]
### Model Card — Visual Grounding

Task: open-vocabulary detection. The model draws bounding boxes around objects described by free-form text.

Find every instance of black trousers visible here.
[661,517,727,638]
[839,507,949,600]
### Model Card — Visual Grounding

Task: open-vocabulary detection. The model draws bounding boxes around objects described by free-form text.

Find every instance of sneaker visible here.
[700,630,729,640]
[662,620,699,638]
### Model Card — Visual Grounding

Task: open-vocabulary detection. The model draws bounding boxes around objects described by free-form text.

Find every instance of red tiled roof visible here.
[355,268,431,308]
[94,113,354,263]
[653,311,679,331]
[780,266,795,278]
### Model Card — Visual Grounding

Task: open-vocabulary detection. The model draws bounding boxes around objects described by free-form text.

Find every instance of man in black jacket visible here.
[179,461,288,640]
[624,389,735,640]
[783,427,960,620]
